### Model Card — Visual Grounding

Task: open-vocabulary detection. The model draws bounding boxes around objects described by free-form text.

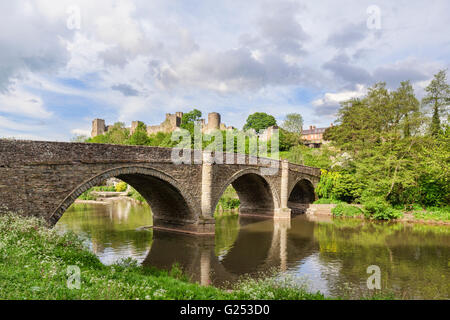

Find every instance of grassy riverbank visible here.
[0,214,328,300]
[314,198,450,224]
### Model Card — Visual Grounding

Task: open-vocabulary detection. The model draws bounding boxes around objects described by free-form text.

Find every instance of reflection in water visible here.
[56,200,450,299]
[56,201,153,265]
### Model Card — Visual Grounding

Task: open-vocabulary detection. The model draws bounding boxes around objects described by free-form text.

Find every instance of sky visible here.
[0,0,449,141]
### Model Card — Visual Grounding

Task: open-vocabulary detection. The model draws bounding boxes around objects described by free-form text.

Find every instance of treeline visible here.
[308,70,449,211]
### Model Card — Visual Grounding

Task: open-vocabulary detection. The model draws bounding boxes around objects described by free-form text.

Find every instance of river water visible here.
[56,200,450,299]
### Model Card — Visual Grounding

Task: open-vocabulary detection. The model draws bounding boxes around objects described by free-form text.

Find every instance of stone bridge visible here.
[0,140,320,234]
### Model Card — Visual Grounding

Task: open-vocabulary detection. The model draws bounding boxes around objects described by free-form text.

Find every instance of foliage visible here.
[87,122,130,145]
[278,128,301,151]
[281,113,303,134]
[331,203,363,218]
[215,186,240,216]
[126,121,149,145]
[115,182,128,192]
[243,112,277,133]
[322,75,450,209]
[362,197,403,220]
[180,109,202,134]
[412,206,450,222]
[313,198,344,204]
[316,169,362,203]
[78,190,97,201]
[91,186,116,192]
[284,144,332,168]
[422,69,450,136]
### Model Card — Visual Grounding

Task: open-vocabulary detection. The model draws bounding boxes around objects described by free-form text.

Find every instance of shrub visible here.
[316,169,362,203]
[78,189,97,200]
[331,203,363,217]
[362,197,403,220]
[115,182,128,192]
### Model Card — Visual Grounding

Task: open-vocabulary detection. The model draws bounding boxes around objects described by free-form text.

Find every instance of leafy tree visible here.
[127,121,149,145]
[422,69,450,136]
[281,113,303,134]
[390,81,420,137]
[181,109,202,133]
[279,128,301,151]
[243,112,277,133]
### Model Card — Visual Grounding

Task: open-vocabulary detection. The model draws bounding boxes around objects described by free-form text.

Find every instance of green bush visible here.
[91,186,116,192]
[331,203,363,217]
[115,182,128,192]
[362,197,403,220]
[78,190,97,200]
[217,197,240,210]
[316,169,362,203]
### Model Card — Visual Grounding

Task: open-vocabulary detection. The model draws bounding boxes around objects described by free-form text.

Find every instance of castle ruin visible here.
[91,112,235,138]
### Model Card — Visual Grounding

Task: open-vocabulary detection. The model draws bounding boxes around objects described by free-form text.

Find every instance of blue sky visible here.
[0,0,449,141]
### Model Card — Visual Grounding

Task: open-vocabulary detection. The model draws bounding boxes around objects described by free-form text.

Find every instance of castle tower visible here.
[91,119,106,137]
[207,112,220,131]
[130,121,140,135]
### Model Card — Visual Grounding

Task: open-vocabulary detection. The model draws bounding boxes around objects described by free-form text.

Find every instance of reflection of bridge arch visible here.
[212,168,280,216]
[50,166,196,227]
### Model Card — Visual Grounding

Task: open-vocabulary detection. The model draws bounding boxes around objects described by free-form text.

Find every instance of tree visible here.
[181,109,202,134]
[281,113,303,134]
[422,69,450,136]
[390,81,420,137]
[243,112,277,133]
[127,121,149,145]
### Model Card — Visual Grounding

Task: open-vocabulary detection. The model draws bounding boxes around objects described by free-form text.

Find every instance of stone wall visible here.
[91,111,233,138]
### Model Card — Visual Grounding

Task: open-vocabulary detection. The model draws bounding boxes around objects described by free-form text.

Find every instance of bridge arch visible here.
[287,177,316,214]
[49,166,196,227]
[213,168,279,216]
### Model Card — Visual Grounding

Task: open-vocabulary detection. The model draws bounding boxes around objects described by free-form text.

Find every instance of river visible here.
[55,199,450,299]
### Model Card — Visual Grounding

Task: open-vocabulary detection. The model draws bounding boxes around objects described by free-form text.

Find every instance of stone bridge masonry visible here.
[0,140,320,234]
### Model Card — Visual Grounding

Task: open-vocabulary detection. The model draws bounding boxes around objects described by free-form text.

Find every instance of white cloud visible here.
[0,86,52,119]
[70,128,90,136]
[312,84,367,117]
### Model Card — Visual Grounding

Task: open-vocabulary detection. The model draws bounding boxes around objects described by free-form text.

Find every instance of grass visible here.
[314,198,344,204]
[412,206,450,222]
[0,214,327,300]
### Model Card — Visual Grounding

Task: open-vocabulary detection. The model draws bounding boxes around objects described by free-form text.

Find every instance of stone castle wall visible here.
[92,112,234,138]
